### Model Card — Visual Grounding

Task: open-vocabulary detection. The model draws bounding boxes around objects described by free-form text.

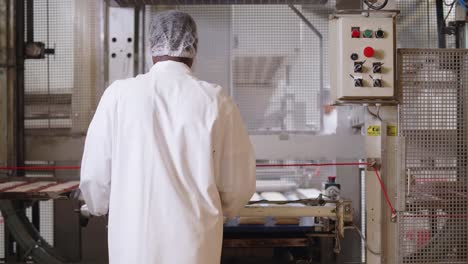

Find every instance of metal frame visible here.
[250,134,364,160]
[397,48,468,264]
[288,4,324,130]
[0,1,75,263]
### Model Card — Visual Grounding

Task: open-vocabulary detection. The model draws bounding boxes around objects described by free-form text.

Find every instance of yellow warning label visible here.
[367,125,381,136]
[387,125,397,136]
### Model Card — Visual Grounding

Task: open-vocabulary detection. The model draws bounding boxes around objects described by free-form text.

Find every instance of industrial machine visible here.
[0,0,468,263]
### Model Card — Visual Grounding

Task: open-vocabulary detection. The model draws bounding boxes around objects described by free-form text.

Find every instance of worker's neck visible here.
[152,56,193,68]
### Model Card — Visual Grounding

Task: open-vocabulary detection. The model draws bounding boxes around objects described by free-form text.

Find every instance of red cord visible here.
[0,163,369,170]
[256,162,368,167]
[372,165,397,216]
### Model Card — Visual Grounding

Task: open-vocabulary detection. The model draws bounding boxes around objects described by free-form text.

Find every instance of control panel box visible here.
[329,12,396,101]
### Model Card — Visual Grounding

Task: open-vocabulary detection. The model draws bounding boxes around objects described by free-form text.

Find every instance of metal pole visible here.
[26,0,33,43]
[16,0,25,177]
[436,0,446,48]
[288,4,324,131]
[134,6,140,76]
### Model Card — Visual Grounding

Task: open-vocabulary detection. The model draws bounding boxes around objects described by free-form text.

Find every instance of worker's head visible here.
[149,10,198,67]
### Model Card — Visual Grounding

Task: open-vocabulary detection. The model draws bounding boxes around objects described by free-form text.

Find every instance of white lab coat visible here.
[80,61,256,264]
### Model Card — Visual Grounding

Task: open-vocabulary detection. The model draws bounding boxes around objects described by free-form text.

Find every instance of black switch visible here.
[373,62,383,73]
[375,29,385,38]
[354,78,363,87]
[373,78,382,87]
[354,61,364,73]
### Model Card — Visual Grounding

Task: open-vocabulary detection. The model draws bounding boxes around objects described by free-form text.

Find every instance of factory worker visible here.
[80,10,256,264]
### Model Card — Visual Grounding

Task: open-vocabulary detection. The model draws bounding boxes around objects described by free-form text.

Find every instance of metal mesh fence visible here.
[39,201,54,246]
[24,0,103,134]
[145,3,334,133]
[396,0,457,49]
[398,49,468,263]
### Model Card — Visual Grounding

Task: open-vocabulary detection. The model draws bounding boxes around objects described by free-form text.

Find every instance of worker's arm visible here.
[79,85,118,216]
[216,98,256,218]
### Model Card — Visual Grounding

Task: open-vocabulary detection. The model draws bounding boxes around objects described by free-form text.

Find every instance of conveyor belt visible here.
[0,178,79,199]
[223,223,333,248]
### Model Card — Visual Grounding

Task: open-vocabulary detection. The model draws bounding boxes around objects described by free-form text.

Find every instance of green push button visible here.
[363,29,373,38]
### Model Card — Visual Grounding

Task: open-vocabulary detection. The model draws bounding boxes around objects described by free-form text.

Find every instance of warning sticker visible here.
[367,125,381,136]
[387,125,397,136]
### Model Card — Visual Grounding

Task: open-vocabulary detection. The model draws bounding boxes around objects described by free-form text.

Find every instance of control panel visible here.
[329,13,396,101]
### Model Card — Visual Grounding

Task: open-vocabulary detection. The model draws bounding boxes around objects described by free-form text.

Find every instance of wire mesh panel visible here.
[231,4,330,133]
[24,0,104,134]
[398,49,468,263]
[145,4,333,133]
[396,0,457,49]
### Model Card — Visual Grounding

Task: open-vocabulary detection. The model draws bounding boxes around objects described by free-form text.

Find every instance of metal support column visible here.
[364,109,386,264]
[436,0,447,48]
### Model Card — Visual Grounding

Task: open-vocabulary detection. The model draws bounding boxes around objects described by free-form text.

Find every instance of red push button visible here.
[363,46,375,58]
[351,29,360,38]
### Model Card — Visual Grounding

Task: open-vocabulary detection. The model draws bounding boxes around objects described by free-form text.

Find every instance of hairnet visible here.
[149,10,198,59]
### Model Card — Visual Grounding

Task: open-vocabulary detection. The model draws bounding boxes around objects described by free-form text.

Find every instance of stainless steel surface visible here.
[108,6,135,83]
[462,22,468,49]
[251,134,365,160]
[240,203,345,219]
[398,49,468,263]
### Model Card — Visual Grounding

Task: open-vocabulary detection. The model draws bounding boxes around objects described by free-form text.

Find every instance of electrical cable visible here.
[372,165,397,217]
[344,225,381,255]
[444,1,456,21]
[444,0,457,5]
[375,104,382,120]
[367,106,382,121]
[363,0,389,10]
